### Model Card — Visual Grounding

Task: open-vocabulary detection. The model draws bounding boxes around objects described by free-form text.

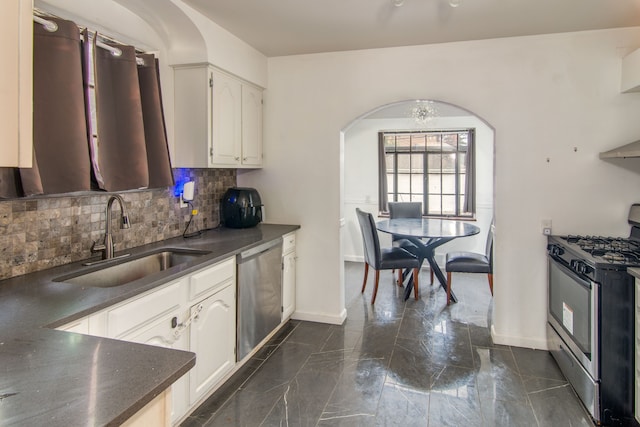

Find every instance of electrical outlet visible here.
[542,219,552,235]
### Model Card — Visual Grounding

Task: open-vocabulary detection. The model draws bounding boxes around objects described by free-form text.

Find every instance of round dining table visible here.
[376,218,480,303]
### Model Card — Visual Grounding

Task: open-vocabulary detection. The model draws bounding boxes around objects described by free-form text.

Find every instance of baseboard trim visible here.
[291,308,347,325]
[491,324,549,350]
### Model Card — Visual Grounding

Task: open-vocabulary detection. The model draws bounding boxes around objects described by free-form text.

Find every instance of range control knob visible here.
[547,244,564,257]
[570,260,593,276]
[581,263,594,276]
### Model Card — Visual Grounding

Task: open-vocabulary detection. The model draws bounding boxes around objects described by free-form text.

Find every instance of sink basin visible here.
[54,248,211,288]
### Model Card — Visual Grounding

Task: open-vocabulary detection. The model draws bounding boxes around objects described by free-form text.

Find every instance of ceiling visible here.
[182,0,640,57]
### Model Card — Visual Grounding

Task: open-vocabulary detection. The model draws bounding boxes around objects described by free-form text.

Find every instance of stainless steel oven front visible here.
[547,254,600,421]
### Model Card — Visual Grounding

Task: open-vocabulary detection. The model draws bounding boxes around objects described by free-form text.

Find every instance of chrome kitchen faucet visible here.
[88,195,131,264]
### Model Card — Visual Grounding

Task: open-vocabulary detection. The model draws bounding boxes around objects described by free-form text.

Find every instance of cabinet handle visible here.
[172,304,204,339]
[234,156,240,161]
[243,157,247,161]
[171,316,178,328]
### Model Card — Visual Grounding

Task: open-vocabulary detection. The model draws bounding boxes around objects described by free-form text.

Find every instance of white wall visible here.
[238,28,640,347]
[343,112,494,265]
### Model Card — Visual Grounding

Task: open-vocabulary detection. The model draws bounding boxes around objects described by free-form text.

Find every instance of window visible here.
[379,129,475,218]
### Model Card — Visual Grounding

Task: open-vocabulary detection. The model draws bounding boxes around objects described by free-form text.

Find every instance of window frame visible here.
[379,129,476,219]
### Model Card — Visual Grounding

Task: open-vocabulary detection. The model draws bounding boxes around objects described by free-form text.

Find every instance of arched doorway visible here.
[340,99,495,313]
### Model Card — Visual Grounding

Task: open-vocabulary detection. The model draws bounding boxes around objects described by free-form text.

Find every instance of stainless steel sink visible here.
[54,248,211,288]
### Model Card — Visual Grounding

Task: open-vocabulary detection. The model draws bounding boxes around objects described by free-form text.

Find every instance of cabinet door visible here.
[123,311,190,424]
[211,70,242,166]
[173,65,210,168]
[189,282,236,404]
[282,251,296,321]
[0,0,32,167]
[240,84,263,167]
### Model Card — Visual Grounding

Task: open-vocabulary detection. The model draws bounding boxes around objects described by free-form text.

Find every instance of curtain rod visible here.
[33,15,124,57]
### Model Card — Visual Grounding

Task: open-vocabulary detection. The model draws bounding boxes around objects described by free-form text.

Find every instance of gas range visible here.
[546,205,639,426]
[550,234,640,269]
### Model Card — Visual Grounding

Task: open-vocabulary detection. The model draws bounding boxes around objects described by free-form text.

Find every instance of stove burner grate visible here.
[564,235,640,264]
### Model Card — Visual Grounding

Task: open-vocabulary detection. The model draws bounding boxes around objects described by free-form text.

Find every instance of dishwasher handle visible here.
[237,238,283,263]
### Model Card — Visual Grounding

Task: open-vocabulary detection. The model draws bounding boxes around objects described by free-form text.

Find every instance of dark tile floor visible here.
[182,262,594,426]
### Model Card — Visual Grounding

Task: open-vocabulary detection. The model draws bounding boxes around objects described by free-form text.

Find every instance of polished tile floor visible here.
[182,262,594,426]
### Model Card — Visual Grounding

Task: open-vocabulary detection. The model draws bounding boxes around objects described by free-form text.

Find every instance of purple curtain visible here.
[19,17,91,196]
[463,129,475,214]
[1,22,173,199]
[0,168,23,198]
[88,34,149,191]
[137,54,174,188]
[378,133,389,213]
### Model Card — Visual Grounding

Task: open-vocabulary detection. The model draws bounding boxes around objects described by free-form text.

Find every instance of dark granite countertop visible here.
[0,223,299,426]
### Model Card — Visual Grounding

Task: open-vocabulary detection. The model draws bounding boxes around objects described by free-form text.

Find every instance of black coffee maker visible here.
[221,187,263,228]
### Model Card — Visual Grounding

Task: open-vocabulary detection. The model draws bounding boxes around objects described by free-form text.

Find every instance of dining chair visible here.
[445,221,494,305]
[356,208,421,304]
[388,202,433,285]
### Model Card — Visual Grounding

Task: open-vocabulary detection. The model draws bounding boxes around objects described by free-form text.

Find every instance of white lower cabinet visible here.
[121,310,190,425]
[104,279,184,339]
[53,244,302,425]
[282,232,297,321]
[189,282,236,404]
[121,389,171,427]
[56,256,236,425]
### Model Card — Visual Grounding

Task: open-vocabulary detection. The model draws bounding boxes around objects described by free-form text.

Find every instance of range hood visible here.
[599,140,640,159]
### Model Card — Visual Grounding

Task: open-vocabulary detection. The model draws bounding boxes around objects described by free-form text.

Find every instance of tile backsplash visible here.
[0,168,236,280]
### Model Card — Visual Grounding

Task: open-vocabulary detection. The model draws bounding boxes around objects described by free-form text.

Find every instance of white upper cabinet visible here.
[0,0,33,167]
[211,70,242,166]
[240,84,263,167]
[173,63,263,168]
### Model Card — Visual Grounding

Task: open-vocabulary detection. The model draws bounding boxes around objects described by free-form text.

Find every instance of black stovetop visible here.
[564,235,640,264]
[548,234,640,272]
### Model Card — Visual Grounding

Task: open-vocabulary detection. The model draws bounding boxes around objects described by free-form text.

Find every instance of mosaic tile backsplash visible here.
[0,168,236,280]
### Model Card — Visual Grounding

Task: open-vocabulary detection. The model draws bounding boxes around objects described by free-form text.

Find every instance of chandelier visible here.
[393,0,462,8]
[411,101,438,125]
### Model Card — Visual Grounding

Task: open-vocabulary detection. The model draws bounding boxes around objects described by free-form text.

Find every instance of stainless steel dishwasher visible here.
[236,238,283,361]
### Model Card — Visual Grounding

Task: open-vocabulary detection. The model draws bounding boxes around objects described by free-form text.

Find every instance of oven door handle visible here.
[548,253,569,267]
[548,256,593,290]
